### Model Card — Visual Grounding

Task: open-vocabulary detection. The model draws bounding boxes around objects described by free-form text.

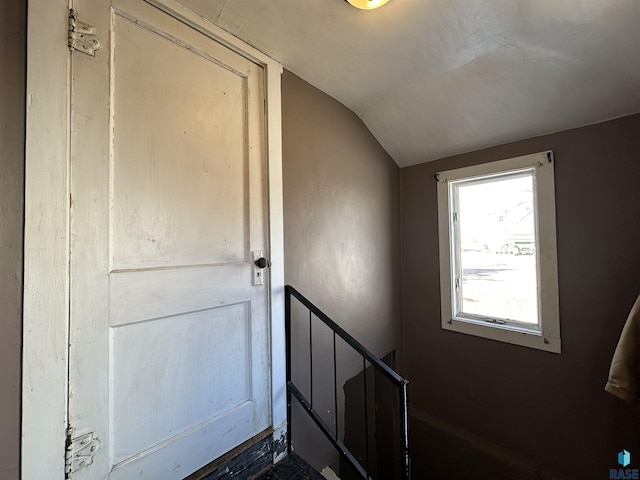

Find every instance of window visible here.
[436,151,560,353]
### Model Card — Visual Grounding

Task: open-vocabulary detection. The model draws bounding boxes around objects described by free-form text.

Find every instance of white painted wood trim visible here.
[22,0,71,478]
[265,63,287,448]
[23,1,286,477]
[436,151,561,354]
[143,0,284,72]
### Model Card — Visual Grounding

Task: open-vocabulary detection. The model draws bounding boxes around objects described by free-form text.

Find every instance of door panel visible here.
[111,12,248,269]
[68,1,270,478]
[110,303,251,463]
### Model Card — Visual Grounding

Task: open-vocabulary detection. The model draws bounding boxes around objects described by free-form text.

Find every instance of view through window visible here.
[455,171,538,326]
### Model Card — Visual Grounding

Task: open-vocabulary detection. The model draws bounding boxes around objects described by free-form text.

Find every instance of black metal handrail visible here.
[285,285,410,480]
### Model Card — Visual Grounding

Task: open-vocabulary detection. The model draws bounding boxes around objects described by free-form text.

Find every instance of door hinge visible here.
[65,429,101,477]
[68,9,102,56]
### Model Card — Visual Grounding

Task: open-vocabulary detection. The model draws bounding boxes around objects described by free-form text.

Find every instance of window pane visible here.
[456,173,538,325]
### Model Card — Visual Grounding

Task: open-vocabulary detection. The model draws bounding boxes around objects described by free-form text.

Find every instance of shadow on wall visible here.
[341,351,403,480]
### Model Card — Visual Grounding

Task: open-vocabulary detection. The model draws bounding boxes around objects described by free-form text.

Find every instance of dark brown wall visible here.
[282,70,402,470]
[401,114,640,478]
[0,2,26,479]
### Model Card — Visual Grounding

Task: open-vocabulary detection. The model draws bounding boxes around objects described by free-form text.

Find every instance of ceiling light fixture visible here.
[345,0,391,10]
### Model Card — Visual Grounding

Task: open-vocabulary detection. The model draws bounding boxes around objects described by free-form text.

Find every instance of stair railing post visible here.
[285,285,292,454]
[400,380,410,480]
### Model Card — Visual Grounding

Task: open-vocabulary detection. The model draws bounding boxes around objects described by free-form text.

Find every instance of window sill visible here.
[443,316,561,353]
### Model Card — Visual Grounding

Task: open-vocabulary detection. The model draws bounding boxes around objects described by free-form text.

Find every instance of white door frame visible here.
[22,1,285,478]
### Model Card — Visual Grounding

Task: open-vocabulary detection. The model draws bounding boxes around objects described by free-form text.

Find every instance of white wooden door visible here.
[68,1,271,478]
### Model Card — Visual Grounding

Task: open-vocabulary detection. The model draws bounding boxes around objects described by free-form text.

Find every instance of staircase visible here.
[285,286,410,480]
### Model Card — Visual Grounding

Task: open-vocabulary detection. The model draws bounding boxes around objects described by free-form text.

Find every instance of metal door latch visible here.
[65,431,100,475]
[68,10,102,56]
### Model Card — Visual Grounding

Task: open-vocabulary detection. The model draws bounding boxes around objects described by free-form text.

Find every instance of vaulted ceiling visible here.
[180,0,640,167]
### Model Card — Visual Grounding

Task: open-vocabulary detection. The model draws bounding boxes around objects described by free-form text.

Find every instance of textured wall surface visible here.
[401,114,640,478]
[282,70,402,471]
[0,2,26,479]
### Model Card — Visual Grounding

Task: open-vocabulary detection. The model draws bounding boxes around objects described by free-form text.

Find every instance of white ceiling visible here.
[180,0,640,167]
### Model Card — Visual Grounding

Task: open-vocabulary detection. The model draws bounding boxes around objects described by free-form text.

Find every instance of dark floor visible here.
[254,452,325,480]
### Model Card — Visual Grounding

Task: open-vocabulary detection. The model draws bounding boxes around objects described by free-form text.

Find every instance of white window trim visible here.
[436,151,561,354]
